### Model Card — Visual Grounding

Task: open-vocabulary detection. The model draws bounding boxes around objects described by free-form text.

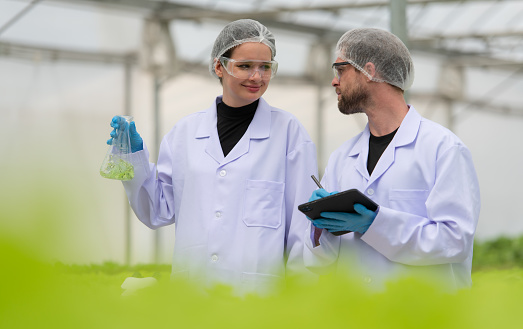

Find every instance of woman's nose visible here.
[249,69,263,80]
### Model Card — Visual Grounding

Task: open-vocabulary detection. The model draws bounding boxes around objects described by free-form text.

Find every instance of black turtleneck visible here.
[367,128,398,175]
[217,99,259,157]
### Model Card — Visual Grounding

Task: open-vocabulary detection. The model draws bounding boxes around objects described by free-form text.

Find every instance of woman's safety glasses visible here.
[220,57,278,80]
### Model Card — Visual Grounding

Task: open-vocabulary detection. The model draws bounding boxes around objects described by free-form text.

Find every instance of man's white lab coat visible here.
[304,106,480,291]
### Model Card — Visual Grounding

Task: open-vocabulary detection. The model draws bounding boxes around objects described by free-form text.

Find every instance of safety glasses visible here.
[220,57,278,80]
[332,61,355,80]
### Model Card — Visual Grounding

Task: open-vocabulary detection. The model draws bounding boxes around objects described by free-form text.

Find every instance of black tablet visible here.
[298,189,379,236]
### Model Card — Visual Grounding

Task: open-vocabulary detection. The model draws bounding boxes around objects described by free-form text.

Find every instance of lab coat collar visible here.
[248,97,271,139]
[195,98,219,139]
[195,96,271,165]
[393,105,421,147]
[195,96,271,139]
[349,105,421,182]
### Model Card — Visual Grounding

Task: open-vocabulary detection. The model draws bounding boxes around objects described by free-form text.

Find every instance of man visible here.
[303,28,480,291]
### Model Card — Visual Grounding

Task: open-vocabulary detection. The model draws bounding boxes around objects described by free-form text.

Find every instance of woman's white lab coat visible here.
[304,106,481,291]
[123,97,318,296]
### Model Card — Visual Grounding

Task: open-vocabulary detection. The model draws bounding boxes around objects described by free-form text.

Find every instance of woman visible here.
[108,19,318,296]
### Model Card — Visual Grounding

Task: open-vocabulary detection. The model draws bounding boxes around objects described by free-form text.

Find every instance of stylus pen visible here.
[311,175,324,189]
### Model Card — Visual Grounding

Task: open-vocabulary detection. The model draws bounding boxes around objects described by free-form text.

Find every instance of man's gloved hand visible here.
[312,203,378,234]
[308,188,330,202]
[307,189,339,227]
[107,116,143,153]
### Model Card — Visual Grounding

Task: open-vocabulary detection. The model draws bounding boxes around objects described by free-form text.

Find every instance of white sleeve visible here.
[302,163,342,275]
[122,138,176,229]
[303,223,341,275]
[283,141,319,281]
[362,145,480,265]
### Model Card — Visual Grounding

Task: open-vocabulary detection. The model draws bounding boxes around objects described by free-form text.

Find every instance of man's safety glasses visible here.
[332,61,355,80]
[220,57,278,80]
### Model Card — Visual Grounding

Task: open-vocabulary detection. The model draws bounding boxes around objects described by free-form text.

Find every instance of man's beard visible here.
[338,84,369,115]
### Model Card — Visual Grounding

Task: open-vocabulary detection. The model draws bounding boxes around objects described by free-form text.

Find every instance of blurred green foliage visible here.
[53,261,171,276]
[473,236,523,269]
[2,208,523,329]
[50,233,523,278]
[2,237,523,329]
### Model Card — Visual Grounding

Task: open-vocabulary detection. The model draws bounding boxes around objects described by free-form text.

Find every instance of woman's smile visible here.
[243,84,261,93]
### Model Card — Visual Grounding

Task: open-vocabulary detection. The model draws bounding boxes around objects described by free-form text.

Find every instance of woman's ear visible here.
[214,59,224,78]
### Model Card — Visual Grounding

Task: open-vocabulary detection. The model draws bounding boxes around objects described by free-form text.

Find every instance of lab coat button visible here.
[211,254,218,262]
[367,188,374,195]
[219,170,227,177]
[215,211,222,218]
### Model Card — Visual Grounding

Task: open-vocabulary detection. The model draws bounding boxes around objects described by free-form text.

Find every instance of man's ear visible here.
[364,62,376,81]
[214,59,224,78]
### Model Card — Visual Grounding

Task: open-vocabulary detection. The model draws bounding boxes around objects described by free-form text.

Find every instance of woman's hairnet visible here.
[209,19,276,79]
[336,28,414,91]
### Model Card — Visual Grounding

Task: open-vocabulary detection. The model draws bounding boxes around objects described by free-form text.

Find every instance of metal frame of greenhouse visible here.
[2,0,522,264]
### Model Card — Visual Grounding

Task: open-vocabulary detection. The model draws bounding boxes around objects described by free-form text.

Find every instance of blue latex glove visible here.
[307,189,339,226]
[312,203,378,234]
[308,188,331,202]
[107,116,143,153]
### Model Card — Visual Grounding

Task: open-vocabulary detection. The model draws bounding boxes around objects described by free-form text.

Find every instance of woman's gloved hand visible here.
[312,203,378,234]
[107,116,143,153]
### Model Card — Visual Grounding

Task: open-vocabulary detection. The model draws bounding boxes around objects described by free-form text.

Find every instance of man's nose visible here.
[331,76,340,87]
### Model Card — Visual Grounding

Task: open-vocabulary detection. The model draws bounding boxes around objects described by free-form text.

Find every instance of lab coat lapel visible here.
[196,99,224,164]
[223,130,250,164]
[349,127,371,181]
[221,97,271,165]
[367,140,395,185]
[367,106,421,185]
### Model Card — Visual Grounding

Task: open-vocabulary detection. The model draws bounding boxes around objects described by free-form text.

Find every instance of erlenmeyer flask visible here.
[100,115,135,181]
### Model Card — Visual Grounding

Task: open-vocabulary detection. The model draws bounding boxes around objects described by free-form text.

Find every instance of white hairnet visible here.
[336,28,414,91]
[209,19,276,79]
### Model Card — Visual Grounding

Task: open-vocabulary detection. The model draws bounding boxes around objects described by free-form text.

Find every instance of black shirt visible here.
[217,99,259,157]
[367,128,398,175]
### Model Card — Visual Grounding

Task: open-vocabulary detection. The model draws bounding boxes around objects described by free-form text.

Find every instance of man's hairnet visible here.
[336,28,414,91]
[209,19,276,79]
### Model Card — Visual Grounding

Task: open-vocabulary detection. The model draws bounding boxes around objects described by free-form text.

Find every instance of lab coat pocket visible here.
[242,180,284,229]
[389,189,429,217]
